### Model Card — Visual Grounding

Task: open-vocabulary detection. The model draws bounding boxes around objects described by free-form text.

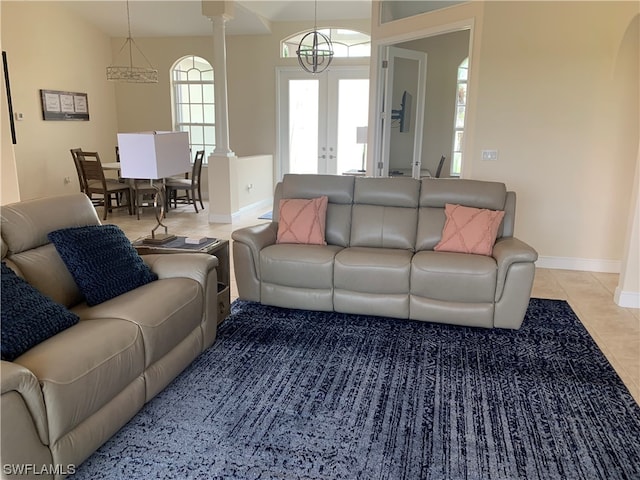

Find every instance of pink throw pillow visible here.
[276,196,328,245]
[434,203,505,256]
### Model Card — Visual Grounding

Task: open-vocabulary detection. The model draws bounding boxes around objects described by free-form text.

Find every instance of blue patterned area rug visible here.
[72,299,640,480]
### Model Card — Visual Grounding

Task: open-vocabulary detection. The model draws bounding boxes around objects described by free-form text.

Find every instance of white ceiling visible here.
[60,1,373,37]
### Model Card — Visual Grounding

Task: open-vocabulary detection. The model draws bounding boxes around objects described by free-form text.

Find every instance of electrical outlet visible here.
[64,176,71,184]
[481,149,498,161]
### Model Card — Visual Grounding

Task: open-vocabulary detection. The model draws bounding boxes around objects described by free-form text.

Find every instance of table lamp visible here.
[356,126,368,172]
[117,131,191,244]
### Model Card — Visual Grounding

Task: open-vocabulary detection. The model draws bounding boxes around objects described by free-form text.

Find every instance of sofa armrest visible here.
[492,237,538,300]
[231,223,278,302]
[142,253,218,285]
[142,253,219,347]
[232,222,278,252]
[1,361,49,445]
[231,222,278,273]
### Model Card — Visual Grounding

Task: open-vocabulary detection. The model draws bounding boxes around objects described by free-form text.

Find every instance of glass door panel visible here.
[289,80,319,174]
[278,67,369,178]
[335,79,369,173]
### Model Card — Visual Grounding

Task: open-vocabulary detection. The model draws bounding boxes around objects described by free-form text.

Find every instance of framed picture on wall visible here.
[40,89,90,121]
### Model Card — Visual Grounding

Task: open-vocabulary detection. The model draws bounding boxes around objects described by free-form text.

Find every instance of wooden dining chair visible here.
[78,151,132,220]
[70,148,87,194]
[435,155,446,178]
[131,179,160,220]
[165,150,205,213]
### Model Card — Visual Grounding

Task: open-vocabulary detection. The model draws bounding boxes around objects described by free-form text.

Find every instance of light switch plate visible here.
[481,149,498,161]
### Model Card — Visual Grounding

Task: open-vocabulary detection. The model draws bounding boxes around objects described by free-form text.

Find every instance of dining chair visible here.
[70,148,109,206]
[165,150,205,213]
[78,151,133,220]
[434,155,446,178]
[70,148,87,194]
[132,179,160,220]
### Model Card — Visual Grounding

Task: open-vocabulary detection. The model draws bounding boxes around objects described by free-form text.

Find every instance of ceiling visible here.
[60,1,373,37]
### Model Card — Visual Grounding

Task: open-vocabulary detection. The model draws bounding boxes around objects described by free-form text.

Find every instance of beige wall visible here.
[1,1,119,201]
[472,1,638,269]
[112,36,214,134]
[2,1,638,276]
[111,19,370,159]
[372,1,639,271]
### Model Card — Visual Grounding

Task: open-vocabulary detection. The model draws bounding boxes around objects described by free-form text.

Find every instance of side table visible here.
[133,237,231,323]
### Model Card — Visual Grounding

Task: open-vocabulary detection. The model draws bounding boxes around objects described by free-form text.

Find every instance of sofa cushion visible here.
[7,244,84,308]
[13,318,145,445]
[261,244,343,289]
[350,178,420,251]
[48,225,157,306]
[334,247,412,294]
[334,247,412,319]
[280,174,355,247]
[434,204,505,256]
[1,262,79,361]
[417,179,508,251]
[277,196,328,245]
[71,277,203,368]
[411,251,497,303]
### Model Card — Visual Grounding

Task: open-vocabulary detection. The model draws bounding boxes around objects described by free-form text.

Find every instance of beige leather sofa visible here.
[233,174,538,329]
[1,193,218,479]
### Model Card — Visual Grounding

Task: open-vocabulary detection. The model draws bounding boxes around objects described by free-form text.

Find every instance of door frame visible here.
[369,18,476,177]
[380,46,428,178]
[275,66,370,180]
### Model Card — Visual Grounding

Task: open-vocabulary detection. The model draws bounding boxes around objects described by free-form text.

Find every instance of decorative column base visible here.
[208,152,238,224]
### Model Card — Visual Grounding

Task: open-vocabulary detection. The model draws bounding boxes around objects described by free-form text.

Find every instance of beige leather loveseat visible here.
[1,193,218,479]
[233,174,538,329]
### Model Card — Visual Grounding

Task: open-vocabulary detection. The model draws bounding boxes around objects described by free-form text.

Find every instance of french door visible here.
[277,67,369,178]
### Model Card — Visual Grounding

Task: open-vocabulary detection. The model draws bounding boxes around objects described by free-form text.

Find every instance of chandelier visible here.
[296,0,334,74]
[106,0,158,83]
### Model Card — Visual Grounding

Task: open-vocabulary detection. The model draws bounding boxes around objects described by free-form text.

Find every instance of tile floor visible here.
[105,200,640,404]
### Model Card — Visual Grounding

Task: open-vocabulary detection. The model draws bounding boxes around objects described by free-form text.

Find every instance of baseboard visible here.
[614,287,640,309]
[232,198,273,220]
[536,256,621,273]
[209,199,272,225]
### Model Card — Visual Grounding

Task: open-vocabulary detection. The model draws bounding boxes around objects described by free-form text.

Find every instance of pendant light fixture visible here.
[296,0,334,74]
[107,0,158,83]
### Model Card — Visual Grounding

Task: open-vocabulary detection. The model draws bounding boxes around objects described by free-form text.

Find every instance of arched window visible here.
[171,56,215,163]
[451,57,468,176]
[281,29,370,59]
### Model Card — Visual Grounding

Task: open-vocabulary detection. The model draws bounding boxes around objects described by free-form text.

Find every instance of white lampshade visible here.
[356,126,368,144]
[117,131,191,179]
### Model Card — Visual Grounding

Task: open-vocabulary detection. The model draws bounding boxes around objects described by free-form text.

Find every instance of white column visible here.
[203,2,237,223]
[210,15,234,157]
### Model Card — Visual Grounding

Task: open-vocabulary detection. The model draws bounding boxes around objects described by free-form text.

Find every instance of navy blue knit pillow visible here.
[48,225,157,306]
[1,262,79,361]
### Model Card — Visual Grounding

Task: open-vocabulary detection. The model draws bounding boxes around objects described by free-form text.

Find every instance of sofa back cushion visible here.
[350,177,420,250]
[1,193,101,307]
[416,179,508,251]
[279,174,354,247]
